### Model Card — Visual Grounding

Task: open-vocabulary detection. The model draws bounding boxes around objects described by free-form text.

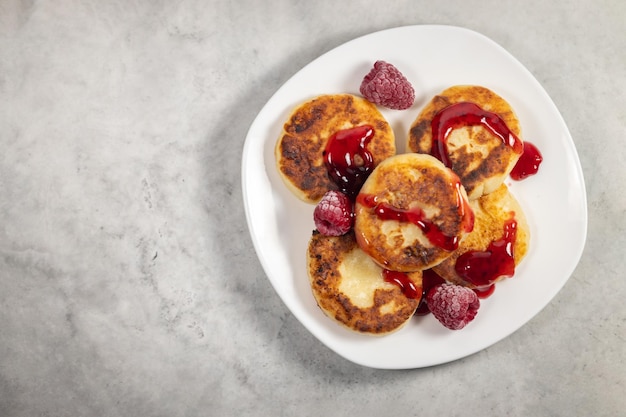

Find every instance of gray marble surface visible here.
[1,1,624,416]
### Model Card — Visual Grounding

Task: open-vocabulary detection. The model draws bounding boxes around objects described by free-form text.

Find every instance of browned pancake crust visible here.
[432,183,529,287]
[307,230,421,335]
[276,94,395,203]
[354,153,473,272]
[408,85,522,200]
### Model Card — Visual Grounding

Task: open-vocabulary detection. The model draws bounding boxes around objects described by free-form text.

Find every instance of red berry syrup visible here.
[454,216,518,288]
[383,269,421,300]
[510,141,543,180]
[415,269,446,315]
[323,125,375,198]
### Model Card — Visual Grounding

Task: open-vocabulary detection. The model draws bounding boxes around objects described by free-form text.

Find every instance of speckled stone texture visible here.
[1,1,625,416]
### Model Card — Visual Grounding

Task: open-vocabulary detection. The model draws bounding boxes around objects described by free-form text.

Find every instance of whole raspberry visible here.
[313,190,353,236]
[360,61,415,110]
[426,283,480,330]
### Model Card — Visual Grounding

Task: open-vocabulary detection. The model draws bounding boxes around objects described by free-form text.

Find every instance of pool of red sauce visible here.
[323,125,375,199]
[510,141,543,180]
[455,216,518,288]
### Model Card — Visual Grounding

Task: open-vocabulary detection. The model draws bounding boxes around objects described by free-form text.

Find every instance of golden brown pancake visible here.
[276,94,395,203]
[353,153,474,272]
[432,183,529,288]
[307,230,422,335]
[408,85,523,200]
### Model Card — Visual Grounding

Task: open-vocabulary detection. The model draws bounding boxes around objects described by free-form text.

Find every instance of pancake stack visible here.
[276,86,531,335]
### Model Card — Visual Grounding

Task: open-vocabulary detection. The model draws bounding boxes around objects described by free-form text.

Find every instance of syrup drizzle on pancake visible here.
[323,125,375,198]
[431,101,524,168]
[454,214,518,287]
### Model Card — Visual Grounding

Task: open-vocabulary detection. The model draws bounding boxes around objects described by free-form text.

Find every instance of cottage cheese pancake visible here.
[432,184,530,289]
[408,85,523,200]
[354,153,474,272]
[307,231,422,335]
[276,94,395,203]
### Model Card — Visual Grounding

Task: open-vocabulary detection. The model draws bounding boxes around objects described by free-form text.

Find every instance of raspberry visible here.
[360,61,415,110]
[426,283,480,330]
[313,190,353,236]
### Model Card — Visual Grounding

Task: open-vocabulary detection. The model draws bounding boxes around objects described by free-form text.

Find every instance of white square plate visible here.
[242,25,587,369]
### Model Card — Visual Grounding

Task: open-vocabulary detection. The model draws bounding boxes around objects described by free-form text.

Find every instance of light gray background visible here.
[1,1,624,416]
